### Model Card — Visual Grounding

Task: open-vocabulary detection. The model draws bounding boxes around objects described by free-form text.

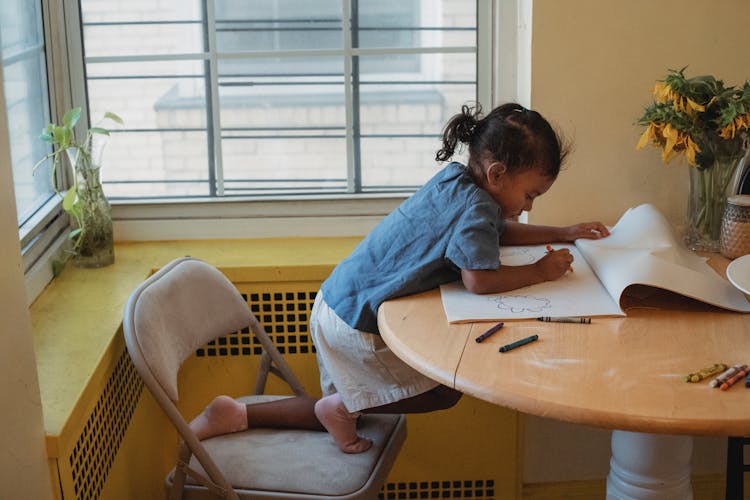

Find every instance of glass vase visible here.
[685,150,748,252]
[65,138,115,268]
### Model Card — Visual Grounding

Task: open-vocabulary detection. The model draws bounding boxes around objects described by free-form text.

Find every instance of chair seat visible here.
[172,396,406,498]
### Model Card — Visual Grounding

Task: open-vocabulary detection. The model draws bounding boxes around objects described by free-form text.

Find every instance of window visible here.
[80,0,479,200]
[1,0,54,226]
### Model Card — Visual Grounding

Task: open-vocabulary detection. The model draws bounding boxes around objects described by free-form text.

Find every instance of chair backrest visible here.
[123,257,253,402]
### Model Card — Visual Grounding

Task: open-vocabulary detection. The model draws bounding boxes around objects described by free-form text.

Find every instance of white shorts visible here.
[310,291,440,413]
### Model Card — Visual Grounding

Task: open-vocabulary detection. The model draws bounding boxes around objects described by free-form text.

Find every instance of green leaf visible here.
[62,187,77,212]
[104,111,124,125]
[53,125,72,148]
[67,228,82,239]
[40,129,53,142]
[63,107,81,129]
[89,127,111,136]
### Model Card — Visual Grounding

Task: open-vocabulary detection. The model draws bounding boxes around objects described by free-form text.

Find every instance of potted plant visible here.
[35,107,123,267]
[636,68,750,251]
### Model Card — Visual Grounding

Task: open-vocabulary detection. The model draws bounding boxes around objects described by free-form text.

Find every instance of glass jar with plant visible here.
[636,68,750,251]
[35,107,123,267]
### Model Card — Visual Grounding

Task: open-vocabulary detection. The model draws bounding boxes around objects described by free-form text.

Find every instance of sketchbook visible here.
[440,203,750,322]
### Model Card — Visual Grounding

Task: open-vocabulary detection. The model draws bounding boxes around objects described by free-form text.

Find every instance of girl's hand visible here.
[536,249,573,281]
[559,222,610,242]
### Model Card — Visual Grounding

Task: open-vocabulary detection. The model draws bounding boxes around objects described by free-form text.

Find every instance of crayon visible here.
[538,316,592,324]
[499,334,538,353]
[709,365,743,388]
[475,322,504,343]
[684,363,728,383]
[721,366,749,391]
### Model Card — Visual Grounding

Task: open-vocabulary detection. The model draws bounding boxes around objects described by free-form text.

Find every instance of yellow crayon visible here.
[684,363,728,383]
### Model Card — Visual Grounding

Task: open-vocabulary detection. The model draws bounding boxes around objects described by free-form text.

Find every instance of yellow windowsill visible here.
[29,238,361,445]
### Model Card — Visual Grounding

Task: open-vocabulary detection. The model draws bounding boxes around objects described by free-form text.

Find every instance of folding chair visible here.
[123,257,406,499]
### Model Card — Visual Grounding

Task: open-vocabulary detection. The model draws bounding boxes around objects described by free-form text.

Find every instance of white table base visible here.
[606,430,693,500]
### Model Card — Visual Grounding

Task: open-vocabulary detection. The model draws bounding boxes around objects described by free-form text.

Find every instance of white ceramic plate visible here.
[726,253,750,295]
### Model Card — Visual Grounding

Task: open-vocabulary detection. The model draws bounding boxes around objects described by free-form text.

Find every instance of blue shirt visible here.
[321,162,505,334]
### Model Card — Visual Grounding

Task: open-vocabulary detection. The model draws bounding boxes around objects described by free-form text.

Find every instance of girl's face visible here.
[482,162,555,218]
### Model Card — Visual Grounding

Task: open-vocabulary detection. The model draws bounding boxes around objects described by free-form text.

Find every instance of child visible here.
[190,102,610,453]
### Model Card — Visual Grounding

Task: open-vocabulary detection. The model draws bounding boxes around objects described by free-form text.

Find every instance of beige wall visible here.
[528,0,750,229]
[523,0,750,483]
[0,65,54,499]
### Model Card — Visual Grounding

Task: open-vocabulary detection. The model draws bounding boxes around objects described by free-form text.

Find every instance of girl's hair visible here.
[435,102,569,179]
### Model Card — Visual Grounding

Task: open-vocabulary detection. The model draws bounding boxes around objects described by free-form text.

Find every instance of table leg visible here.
[606,430,693,500]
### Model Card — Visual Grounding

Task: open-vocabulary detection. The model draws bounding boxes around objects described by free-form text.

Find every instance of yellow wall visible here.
[529,0,750,229]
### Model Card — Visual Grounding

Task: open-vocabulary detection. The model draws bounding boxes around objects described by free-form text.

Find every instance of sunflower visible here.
[636,68,749,170]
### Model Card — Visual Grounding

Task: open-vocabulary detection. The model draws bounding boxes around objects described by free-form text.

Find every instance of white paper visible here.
[440,203,750,322]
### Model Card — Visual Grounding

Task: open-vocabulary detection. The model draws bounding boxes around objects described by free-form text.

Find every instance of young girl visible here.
[190,102,610,453]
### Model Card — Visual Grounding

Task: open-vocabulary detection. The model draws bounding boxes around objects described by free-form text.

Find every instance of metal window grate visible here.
[379,479,495,499]
[80,0,478,199]
[196,289,318,357]
[68,349,143,500]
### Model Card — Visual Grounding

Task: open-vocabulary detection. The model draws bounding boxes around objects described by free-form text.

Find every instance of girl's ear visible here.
[486,161,507,185]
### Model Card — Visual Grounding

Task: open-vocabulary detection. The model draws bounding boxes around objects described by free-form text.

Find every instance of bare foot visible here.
[189,395,248,440]
[314,394,372,453]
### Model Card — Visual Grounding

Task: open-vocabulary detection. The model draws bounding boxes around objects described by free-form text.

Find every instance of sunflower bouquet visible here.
[636,68,750,167]
[636,68,750,250]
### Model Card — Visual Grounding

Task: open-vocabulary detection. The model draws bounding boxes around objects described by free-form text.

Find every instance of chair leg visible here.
[726,436,744,500]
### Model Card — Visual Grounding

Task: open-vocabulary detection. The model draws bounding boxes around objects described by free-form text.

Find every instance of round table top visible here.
[377,259,750,437]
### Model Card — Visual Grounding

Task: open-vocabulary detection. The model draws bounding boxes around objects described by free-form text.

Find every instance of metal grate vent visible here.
[69,349,143,499]
[380,480,495,499]
[196,289,318,357]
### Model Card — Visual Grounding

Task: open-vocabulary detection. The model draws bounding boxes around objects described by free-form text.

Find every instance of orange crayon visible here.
[721,366,749,391]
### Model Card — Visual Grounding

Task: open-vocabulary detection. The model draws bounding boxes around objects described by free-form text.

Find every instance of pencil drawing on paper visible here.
[441,204,750,323]
[490,295,551,314]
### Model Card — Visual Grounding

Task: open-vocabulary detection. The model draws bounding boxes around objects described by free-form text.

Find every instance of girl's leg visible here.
[363,384,462,414]
[191,394,372,454]
[312,385,460,454]
[314,393,373,454]
[190,395,323,440]
[190,385,460,453]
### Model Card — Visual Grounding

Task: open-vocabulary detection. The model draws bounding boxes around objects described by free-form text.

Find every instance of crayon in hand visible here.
[546,245,573,273]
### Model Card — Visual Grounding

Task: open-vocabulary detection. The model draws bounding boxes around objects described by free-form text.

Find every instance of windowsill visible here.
[29,237,361,446]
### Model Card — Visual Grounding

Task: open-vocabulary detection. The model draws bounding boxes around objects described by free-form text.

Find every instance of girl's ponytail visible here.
[435,104,481,162]
[436,101,567,179]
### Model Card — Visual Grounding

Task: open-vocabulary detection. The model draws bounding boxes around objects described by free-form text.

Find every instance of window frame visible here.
[20,0,529,301]
[19,0,87,303]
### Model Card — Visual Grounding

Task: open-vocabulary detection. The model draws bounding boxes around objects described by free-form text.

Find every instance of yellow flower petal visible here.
[662,124,678,156]
[636,128,651,150]
[653,83,670,102]
[662,148,679,164]
[686,98,705,113]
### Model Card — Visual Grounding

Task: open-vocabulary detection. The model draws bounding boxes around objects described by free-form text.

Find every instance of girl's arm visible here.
[501,220,609,245]
[461,220,610,294]
[461,251,573,294]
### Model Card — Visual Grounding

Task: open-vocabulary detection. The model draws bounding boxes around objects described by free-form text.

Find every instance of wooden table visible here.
[377,259,750,499]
